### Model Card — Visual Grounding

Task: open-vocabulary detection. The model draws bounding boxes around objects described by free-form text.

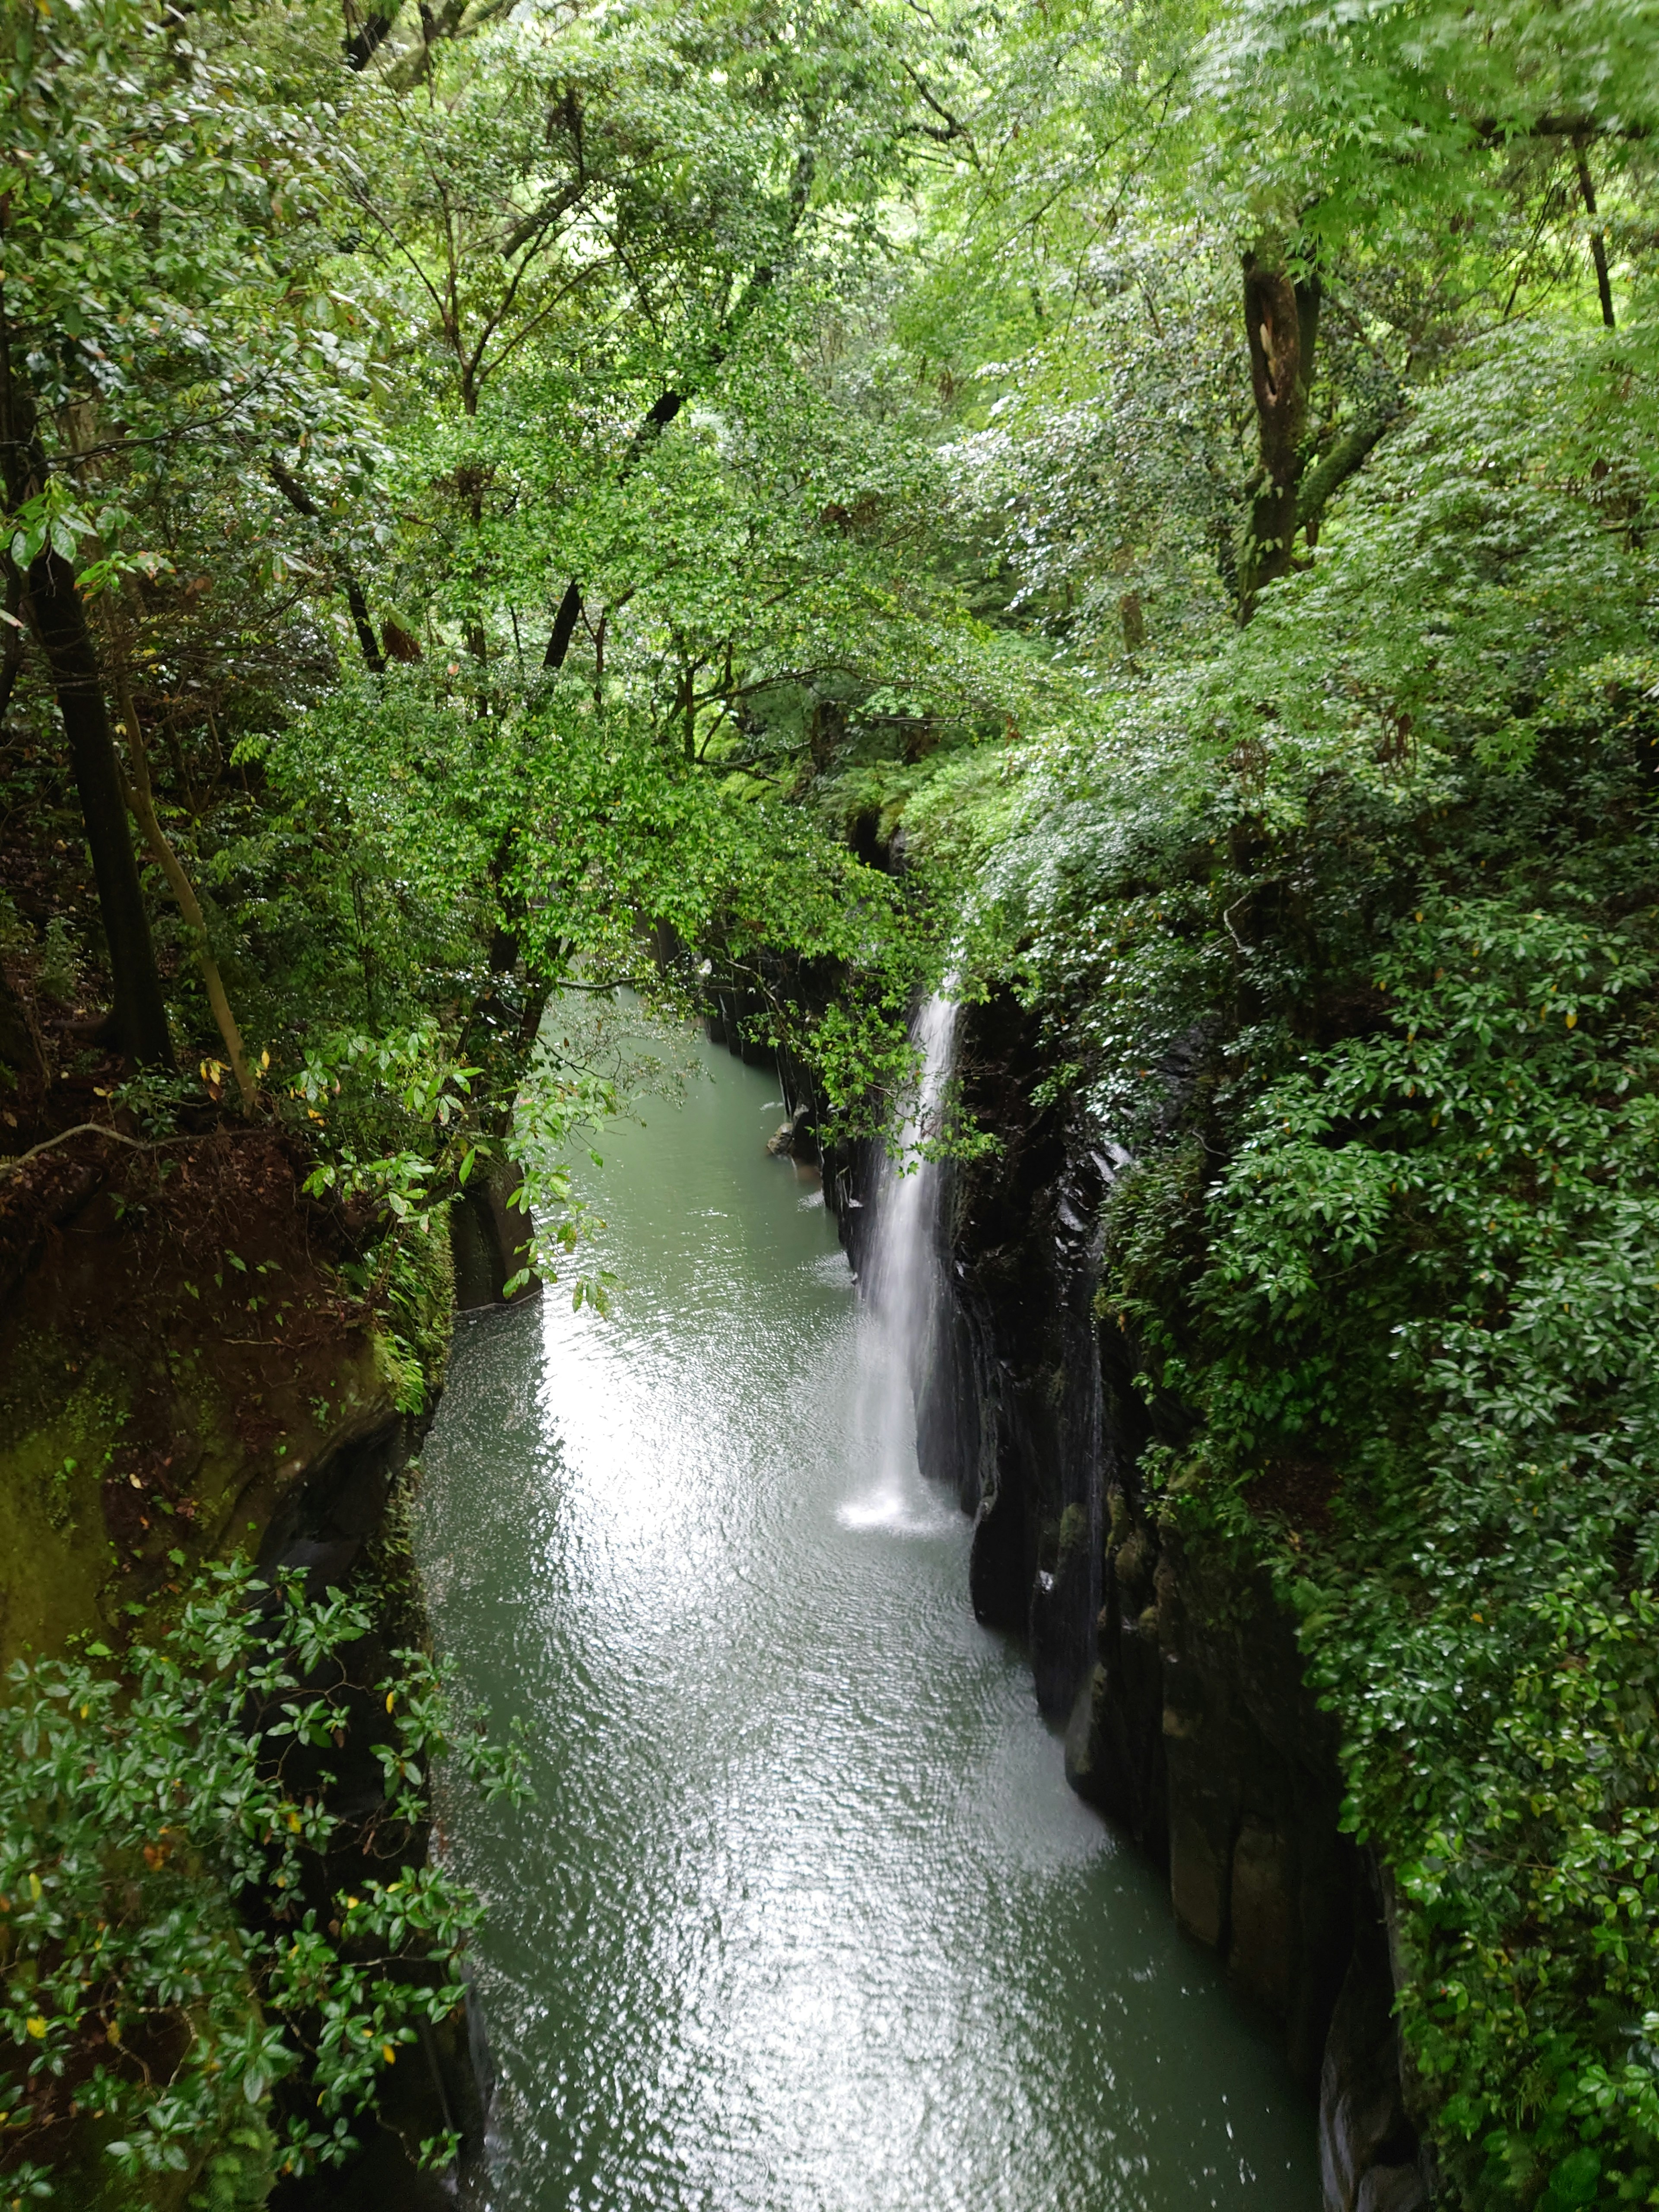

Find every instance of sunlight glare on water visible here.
[418,1022,1316,2212]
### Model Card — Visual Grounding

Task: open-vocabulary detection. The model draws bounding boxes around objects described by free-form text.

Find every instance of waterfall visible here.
[841,991,959,1533]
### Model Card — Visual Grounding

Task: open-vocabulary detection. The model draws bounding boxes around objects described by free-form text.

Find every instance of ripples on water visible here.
[419,1032,1315,2212]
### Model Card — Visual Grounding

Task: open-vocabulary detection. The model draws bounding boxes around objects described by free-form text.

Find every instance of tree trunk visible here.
[342,0,393,69]
[1573,146,1617,330]
[0,570,24,723]
[1238,253,1321,620]
[537,389,679,665]
[111,658,256,1106]
[344,576,388,674]
[542,578,585,671]
[0,327,174,1066]
[22,553,176,1065]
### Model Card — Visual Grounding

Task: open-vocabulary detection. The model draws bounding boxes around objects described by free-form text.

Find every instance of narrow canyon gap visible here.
[418,1019,1316,2211]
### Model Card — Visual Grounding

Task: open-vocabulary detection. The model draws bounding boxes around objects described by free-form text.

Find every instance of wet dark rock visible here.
[450,1159,539,1310]
[701,952,836,1171]
[825,985,1429,2211]
[1321,1898,1434,2212]
[766,1104,813,1157]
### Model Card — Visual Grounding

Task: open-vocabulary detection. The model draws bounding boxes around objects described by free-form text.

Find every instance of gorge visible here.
[826,992,1433,2212]
[1,0,1654,2201]
[419,1016,1318,2209]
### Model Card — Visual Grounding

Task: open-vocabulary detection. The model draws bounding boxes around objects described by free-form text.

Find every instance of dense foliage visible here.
[941,64,1659,2212]
[4,0,1659,2199]
[0,1567,521,2197]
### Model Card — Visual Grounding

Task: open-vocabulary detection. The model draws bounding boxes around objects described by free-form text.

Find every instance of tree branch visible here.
[0,1122,177,1179]
[899,60,977,160]
[1296,405,1402,543]
[1474,113,1650,144]
[268,461,386,674]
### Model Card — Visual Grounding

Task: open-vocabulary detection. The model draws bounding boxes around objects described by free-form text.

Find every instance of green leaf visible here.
[1548,2149,1602,2206]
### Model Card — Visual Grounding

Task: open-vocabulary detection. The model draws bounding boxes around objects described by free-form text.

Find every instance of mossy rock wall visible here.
[0,1131,479,2209]
[0,1131,402,1665]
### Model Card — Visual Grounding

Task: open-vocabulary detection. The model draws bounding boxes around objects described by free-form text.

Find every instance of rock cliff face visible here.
[820,991,1434,2212]
[0,1128,494,2208]
[264,1410,494,2212]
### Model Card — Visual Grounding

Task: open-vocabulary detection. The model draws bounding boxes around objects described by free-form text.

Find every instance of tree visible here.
[0,356,173,1064]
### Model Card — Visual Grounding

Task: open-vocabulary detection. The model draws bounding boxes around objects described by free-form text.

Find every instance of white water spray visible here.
[840,991,959,1535]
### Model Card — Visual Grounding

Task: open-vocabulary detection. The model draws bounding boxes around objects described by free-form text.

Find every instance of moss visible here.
[0,1336,131,1668]
[369,1213,456,1417]
[1056,1501,1090,1567]
[403,1213,456,1393]
[0,1307,394,1669]
[357,1455,430,1656]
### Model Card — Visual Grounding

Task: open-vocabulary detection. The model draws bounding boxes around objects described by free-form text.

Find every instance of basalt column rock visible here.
[703,948,845,1176]
[1143,1522,1352,2084]
[918,992,1110,1719]
[450,1159,540,1311]
[902,985,1428,2209]
[1321,1887,1435,2212]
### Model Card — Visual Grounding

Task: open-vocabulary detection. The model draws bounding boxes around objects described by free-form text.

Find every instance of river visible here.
[417,1020,1316,2212]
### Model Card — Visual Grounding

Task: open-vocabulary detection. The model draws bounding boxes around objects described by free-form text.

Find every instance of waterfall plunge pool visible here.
[418,1019,1316,2212]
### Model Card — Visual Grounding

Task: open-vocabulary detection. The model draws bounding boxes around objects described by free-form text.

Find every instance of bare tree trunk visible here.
[542,578,585,671]
[1574,146,1617,330]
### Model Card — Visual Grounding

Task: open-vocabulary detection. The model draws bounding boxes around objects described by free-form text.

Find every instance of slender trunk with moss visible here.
[111,659,257,1109]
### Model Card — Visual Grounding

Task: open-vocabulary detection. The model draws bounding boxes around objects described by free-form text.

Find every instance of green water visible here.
[418,1026,1316,2212]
